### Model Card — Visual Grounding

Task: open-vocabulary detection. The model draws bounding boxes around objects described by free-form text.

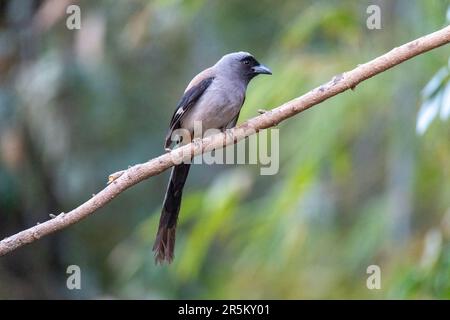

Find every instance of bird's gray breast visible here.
[180,78,245,132]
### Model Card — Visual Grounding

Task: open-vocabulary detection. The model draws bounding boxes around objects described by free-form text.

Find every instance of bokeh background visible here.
[1,0,449,299]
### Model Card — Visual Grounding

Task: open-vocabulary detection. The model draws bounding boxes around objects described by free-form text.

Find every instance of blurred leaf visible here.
[417,66,450,134]
[416,90,443,135]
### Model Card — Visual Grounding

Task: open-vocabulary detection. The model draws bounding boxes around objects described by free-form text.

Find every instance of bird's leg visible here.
[224,127,234,138]
[191,137,204,152]
[223,127,238,146]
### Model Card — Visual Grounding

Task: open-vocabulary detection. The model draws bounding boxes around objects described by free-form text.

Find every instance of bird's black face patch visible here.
[240,55,260,67]
[239,55,261,79]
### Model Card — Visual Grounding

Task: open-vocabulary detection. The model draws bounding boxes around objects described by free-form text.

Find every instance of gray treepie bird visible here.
[153,51,272,264]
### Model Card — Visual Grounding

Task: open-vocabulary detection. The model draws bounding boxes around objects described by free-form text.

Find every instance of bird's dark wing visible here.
[225,95,244,129]
[225,111,240,129]
[165,76,214,149]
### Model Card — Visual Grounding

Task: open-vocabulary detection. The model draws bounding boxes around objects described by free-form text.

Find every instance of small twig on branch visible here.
[1,25,450,257]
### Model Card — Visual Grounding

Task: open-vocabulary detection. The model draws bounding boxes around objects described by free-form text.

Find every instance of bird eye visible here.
[243,60,250,65]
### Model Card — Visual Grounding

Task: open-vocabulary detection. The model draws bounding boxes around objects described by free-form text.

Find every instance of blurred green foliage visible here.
[0,0,449,299]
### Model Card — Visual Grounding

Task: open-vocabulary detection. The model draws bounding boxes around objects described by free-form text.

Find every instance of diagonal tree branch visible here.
[1,25,450,257]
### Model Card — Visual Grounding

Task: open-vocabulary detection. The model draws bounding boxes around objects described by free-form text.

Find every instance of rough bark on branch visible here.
[1,25,450,256]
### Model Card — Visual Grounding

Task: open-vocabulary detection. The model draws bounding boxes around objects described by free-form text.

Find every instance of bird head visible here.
[215,51,272,83]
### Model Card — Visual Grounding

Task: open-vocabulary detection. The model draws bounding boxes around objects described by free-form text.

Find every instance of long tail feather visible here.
[152,163,191,264]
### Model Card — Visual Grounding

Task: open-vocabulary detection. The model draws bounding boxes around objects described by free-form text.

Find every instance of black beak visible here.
[252,64,272,75]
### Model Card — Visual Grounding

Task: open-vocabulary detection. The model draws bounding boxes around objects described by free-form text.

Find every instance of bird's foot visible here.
[224,128,237,144]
